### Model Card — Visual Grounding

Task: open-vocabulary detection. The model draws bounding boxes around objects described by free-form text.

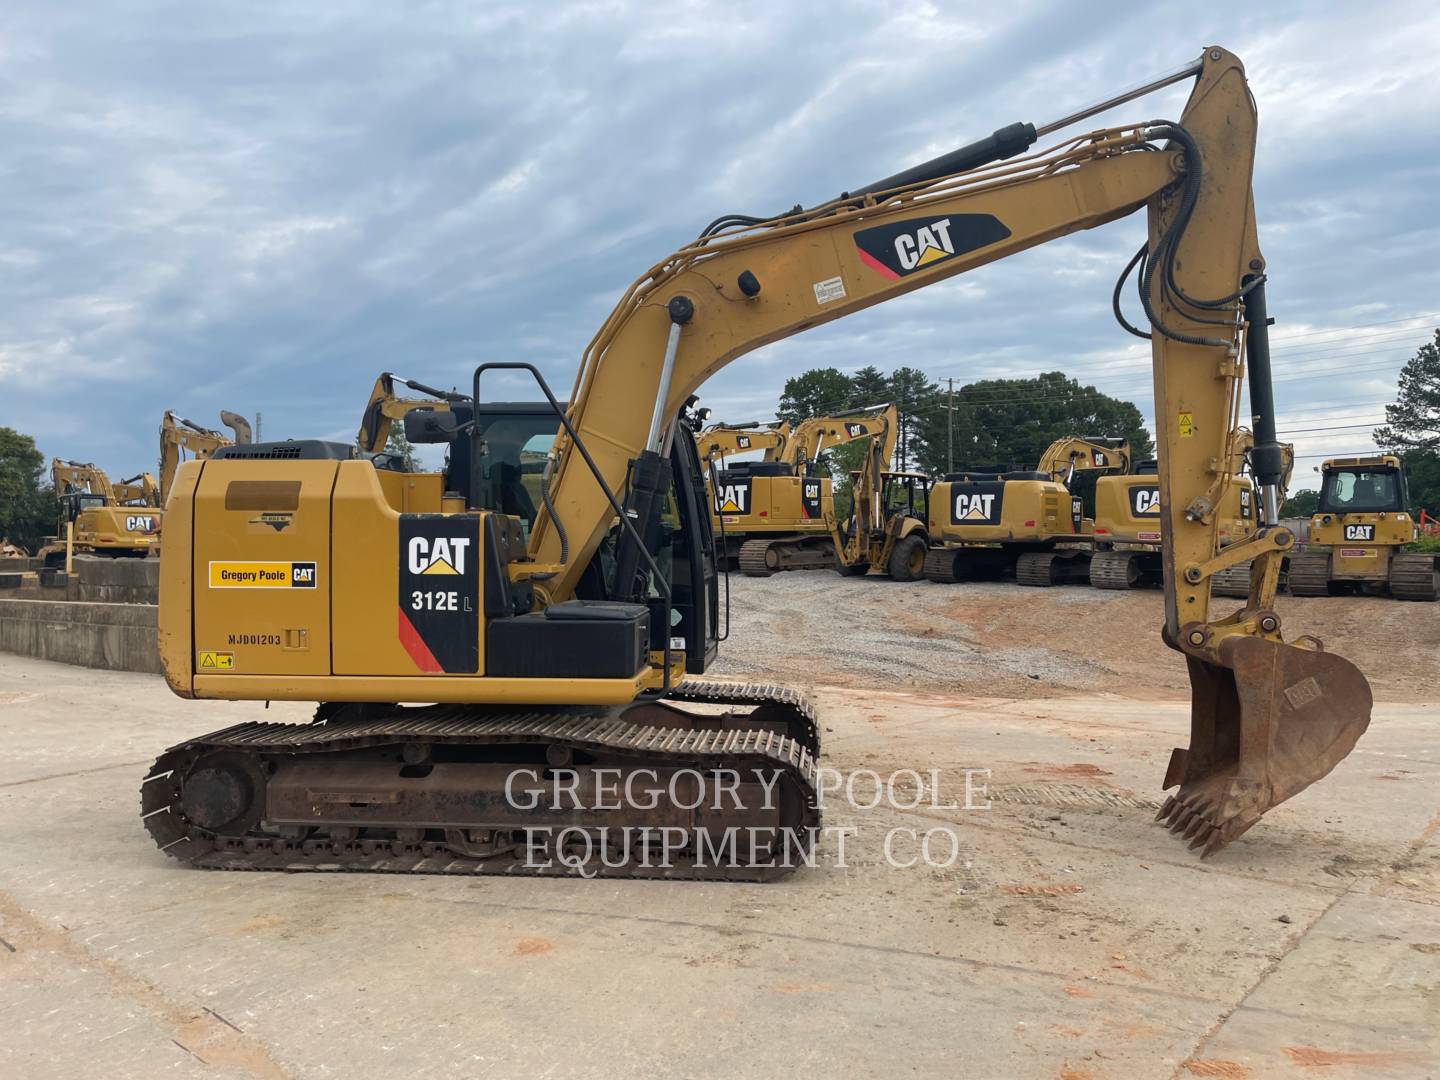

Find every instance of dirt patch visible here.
[711,574,1435,701]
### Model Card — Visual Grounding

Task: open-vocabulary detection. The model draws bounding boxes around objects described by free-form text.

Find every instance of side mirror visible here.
[404,409,461,443]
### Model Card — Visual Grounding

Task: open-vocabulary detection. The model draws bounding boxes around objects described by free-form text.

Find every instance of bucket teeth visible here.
[1156,795,1178,822]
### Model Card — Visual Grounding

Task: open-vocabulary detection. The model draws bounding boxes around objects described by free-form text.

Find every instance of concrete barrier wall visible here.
[0,598,161,675]
[0,555,160,604]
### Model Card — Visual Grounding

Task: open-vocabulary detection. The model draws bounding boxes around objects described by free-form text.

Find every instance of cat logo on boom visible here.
[853,213,1012,280]
[736,435,751,449]
[407,535,471,576]
[844,422,867,438]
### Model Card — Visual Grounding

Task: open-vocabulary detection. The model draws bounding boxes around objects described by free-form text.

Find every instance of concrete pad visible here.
[0,654,1435,1079]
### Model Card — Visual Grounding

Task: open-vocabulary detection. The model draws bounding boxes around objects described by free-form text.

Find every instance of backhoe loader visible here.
[159,411,254,504]
[827,427,930,580]
[145,47,1371,877]
[711,403,898,575]
[40,459,161,566]
[924,437,1129,586]
[1285,455,1436,600]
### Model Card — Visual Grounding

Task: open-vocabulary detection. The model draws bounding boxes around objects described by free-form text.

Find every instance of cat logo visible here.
[1071,497,1084,533]
[736,435,751,449]
[715,480,751,515]
[854,213,1011,280]
[801,480,822,519]
[844,422,867,438]
[125,515,157,533]
[1239,488,1253,519]
[1129,486,1161,517]
[1343,523,1375,542]
[953,492,997,521]
[408,535,471,576]
[1093,451,1109,467]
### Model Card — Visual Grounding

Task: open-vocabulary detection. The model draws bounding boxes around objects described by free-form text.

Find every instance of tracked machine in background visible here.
[716,404,899,576]
[1286,455,1436,601]
[40,459,163,566]
[924,437,1129,586]
[1095,430,1288,593]
[146,47,1371,875]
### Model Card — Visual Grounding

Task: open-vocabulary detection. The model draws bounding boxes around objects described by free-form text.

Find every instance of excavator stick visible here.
[1159,636,1372,856]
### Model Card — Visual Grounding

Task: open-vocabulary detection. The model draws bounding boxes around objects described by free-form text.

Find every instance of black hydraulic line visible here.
[845,121,1037,201]
[1113,242,1152,340]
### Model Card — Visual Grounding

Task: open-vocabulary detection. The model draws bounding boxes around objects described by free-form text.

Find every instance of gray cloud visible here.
[2,0,1436,477]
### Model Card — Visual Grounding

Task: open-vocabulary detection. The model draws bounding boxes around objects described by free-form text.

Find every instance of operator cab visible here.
[60,492,107,522]
[1317,461,1407,515]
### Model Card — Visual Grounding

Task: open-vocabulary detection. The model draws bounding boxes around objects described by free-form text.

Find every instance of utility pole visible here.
[947,378,954,473]
[255,412,263,442]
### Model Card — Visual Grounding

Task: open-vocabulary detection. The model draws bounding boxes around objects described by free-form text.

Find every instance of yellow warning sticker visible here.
[208,561,317,588]
[1178,412,1195,438]
[198,651,235,670]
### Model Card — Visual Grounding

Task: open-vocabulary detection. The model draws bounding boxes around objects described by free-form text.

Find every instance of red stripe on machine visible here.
[397,607,443,672]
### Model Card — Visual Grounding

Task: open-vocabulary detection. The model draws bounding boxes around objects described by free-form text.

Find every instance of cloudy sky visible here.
[3,1,1437,487]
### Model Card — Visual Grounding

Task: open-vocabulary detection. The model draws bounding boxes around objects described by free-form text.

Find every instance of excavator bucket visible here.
[1158,636,1372,857]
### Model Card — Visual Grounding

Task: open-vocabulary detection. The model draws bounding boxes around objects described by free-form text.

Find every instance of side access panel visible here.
[191,461,335,676]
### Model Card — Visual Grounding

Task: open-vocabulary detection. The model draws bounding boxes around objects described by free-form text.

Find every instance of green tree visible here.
[1375,329,1440,452]
[849,365,890,409]
[776,368,853,425]
[1401,450,1440,518]
[0,428,55,552]
[912,371,1153,476]
[887,366,939,471]
[384,425,418,471]
[1280,489,1319,518]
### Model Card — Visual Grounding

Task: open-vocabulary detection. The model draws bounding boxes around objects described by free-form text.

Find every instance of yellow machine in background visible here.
[114,472,162,508]
[160,411,254,503]
[694,421,786,467]
[1092,430,1284,593]
[830,430,931,580]
[1287,455,1436,601]
[705,404,897,576]
[146,48,1371,875]
[924,436,1129,586]
[40,459,162,566]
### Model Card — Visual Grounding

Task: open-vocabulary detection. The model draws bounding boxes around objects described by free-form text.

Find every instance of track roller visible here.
[1286,552,1333,597]
[1389,552,1439,601]
[1089,550,1140,590]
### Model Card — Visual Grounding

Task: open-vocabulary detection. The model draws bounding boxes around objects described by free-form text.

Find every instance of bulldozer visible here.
[143,47,1371,876]
[39,459,163,567]
[1286,455,1437,601]
[159,410,254,503]
[924,437,1129,586]
[709,404,899,575]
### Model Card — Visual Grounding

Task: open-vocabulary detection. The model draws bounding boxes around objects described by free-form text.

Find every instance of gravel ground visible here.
[709,570,1439,702]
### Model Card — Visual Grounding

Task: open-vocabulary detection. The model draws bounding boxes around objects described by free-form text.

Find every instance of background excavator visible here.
[708,403,898,575]
[924,436,1129,586]
[159,410,254,503]
[40,459,162,566]
[694,420,786,468]
[1095,430,1289,593]
[1286,455,1437,601]
[146,47,1371,878]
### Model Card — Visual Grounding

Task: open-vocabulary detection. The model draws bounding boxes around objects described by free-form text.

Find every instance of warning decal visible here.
[198,651,235,671]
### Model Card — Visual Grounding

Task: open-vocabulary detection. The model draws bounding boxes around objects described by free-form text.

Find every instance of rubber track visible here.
[142,706,820,882]
[738,538,778,576]
[923,547,960,583]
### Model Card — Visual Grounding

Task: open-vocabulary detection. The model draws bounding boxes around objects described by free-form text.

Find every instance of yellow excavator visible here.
[159,411,254,503]
[1287,455,1436,601]
[924,436,1130,586]
[710,403,898,575]
[1094,429,1288,593]
[40,459,162,566]
[694,421,786,467]
[114,472,162,508]
[146,47,1370,876]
